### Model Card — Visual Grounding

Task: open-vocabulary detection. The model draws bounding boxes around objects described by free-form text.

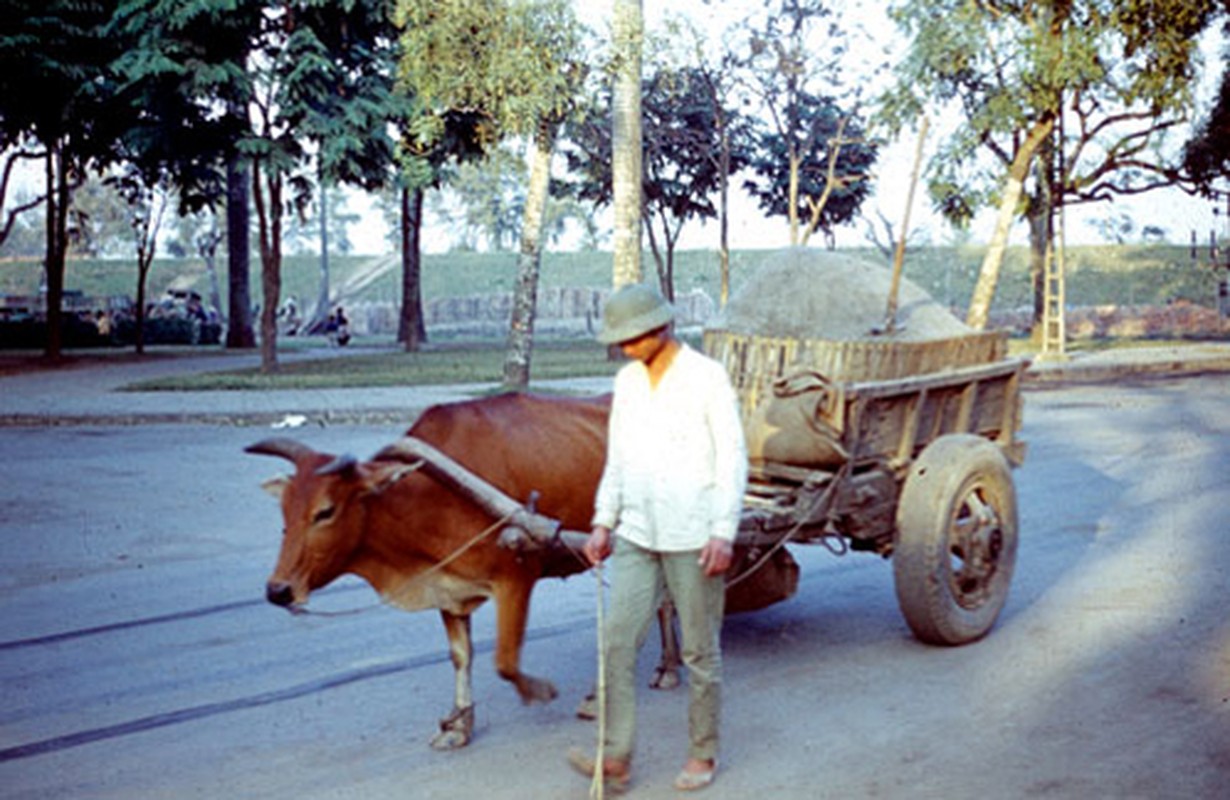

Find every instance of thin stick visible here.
[591,561,607,800]
[885,116,930,334]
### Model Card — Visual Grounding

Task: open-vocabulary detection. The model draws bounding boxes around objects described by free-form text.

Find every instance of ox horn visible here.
[245,437,318,464]
[315,454,358,477]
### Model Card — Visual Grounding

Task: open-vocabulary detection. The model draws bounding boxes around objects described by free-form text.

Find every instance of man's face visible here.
[618,326,669,364]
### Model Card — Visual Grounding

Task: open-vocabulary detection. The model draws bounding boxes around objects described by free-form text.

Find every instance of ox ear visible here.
[261,475,290,499]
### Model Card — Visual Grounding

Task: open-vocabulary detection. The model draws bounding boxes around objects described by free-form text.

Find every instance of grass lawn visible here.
[123,337,624,390]
[109,331,1207,392]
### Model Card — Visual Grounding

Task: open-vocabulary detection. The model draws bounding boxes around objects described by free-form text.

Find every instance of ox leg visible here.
[650,597,682,690]
[493,581,558,705]
[431,610,476,750]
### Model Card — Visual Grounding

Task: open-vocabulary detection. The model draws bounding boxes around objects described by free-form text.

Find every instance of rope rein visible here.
[723,459,852,592]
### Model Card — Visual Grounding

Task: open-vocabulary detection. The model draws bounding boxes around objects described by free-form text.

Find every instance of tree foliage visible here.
[396,0,587,387]
[0,0,129,359]
[1184,5,1230,198]
[742,91,877,248]
[430,147,528,252]
[565,65,752,298]
[880,0,1223,329]
[236,0,402,371]
[736,0,877,247]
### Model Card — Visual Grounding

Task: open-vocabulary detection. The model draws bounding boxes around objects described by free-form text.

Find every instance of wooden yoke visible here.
[377,436,591,555]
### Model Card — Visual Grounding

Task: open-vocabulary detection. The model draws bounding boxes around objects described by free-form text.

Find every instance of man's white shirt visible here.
[592,344,748,551]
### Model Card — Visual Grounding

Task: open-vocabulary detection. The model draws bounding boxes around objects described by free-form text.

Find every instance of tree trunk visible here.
[788,152,801,246]
[201,227,224,326]
[1026,132,1055,342]
[644,206,681,302]
[225,156,255,349]
[611,0,643,290]
[503,123,556,391]
[313,178,331,329]
[1027,207,1050,341]
[966,116,1055,330]
[399,185,427,351]
[253,163,282,373]
[719,122,731,307]
[644,210,668,299]
[133,192,165,356]
[134,265,148,356]
[43,142,68,363]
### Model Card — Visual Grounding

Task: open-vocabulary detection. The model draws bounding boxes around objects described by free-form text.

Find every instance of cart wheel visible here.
[893,434,1018,646]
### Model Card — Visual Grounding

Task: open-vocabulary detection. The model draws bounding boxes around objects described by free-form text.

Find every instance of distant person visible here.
[328,306,350,346]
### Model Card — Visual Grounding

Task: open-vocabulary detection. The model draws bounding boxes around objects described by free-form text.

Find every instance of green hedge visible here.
[0,316,221,349]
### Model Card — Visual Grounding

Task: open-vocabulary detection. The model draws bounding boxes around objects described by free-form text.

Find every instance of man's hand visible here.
[584,525,613,566]
[698,537,733,577]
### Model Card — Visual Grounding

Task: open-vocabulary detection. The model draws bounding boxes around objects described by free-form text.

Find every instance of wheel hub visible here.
[949,486,1002,609]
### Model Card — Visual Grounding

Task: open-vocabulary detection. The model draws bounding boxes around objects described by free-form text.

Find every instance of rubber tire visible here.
[893,434,1018,646]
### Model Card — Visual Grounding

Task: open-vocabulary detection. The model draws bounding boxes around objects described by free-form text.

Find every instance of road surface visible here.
[1,376,1228,798]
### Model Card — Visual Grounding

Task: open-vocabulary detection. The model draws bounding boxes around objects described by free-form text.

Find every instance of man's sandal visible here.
[673,759,718,791]
[567,747,631,795]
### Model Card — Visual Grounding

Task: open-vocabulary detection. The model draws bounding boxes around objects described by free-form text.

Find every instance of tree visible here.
[565,65,751,300]
[397,0,587,389]
[283,183,358,257]
[882,0,1223,331]
[107,0,267,350]
[737,0,876,248]
[241,0,401,372]
[430,147,528,252]
[65,176,132,257]
[110,169,170,354]
[684,15,746,306]
[1184,15,1230,199]
[742,91,877,248]
[430,150,587,252]
[0,0,127,360]
[166,207,225,321]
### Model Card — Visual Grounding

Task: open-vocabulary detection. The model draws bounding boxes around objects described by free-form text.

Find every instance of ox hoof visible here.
[650,666,681,691]
[429,705,475,750]
[516,675,558,706]
[575,692,597,721]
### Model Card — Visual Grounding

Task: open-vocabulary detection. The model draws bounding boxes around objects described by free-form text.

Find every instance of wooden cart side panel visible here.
[703,328,1010,427]
[838,360,1028,468]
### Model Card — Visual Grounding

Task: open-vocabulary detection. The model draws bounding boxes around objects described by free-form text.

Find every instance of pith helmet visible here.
[597,283,675,344]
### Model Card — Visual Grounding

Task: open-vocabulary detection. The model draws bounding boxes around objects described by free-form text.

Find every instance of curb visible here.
[1024,354,1230,386]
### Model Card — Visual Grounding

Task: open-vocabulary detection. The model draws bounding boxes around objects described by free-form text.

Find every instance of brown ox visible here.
[246,392,609,749]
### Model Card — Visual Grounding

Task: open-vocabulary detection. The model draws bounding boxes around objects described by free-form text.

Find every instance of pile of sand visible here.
[712,248,971,342]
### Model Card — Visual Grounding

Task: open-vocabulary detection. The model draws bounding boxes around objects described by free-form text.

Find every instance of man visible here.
[569,283,748,793]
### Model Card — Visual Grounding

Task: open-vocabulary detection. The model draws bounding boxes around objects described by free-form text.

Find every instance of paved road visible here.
[0,367,1227,798]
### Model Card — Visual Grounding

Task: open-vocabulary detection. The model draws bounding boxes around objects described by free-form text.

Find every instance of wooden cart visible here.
[708,324,1023,640]
[706,327,1028,645]
[394,327,1027,647]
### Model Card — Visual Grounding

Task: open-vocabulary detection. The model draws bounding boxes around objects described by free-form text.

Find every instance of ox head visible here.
[246,437,415,610]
